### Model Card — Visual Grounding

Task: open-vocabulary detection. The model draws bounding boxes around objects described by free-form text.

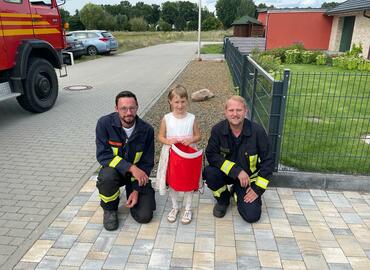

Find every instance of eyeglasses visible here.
[118,106,138,112]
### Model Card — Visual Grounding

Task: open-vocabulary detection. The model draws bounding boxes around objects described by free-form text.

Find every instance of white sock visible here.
[184,192,193,211]
[169,188,179,209]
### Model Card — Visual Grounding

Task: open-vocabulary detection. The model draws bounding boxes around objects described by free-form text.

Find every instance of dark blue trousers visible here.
[203,166,262,223]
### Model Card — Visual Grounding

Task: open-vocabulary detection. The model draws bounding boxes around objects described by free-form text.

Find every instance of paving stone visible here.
[287,214,308,226]
[91,234,116,252]
[148,248,172,269]
[340,212,363,224]
[53,235,78,249]
[176,227,196,243]
[124,263,147,270]
[173,243,194,259]
[214,261,238,270]
[347,256,370,269]
[294,191,316,206]
[276,238,302,260]
[258,250,282,268]
[194,237,214,253]
[102,245,131,270]
[130,239,154,256]
[281,259,306,270]
[21,240,54,263]
[47,248,69,257]
[170,257,193,268]
[237,256,260,269]
[35,256,63,270]
[13,261,38,270]
[60,242,92,267]
[127,254,150,264]
[303,254,328,269]
[267,208,287,219]
[254,229,277,251]
[215,246,236,262]
[0,244,17,255]
[77,229,100,243]
[330,228,353,236]
[336,235,366,257]
[328,263,352,270]
[322,248,348,264]
[40,228,64,241]
[193,252,214,269]
[80,259,104,270]
[328,193,351,208]
[154,227,176,249]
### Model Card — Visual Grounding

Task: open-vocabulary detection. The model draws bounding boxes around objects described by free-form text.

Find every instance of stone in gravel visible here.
[191,88,215,102]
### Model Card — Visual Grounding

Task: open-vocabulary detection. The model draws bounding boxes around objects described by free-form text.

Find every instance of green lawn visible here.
[279,64,370,174]
[200,44,224,54]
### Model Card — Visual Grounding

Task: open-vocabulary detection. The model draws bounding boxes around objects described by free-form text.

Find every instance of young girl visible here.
[156,85,201,224]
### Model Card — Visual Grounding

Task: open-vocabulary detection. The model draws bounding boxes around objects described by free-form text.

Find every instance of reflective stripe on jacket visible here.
[205,119,273,195]
[96,112,154,191]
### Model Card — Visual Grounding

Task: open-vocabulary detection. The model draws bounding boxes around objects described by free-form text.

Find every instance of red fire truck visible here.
[0,0,69,113]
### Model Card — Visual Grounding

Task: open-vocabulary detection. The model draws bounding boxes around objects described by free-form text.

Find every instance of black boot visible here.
[103,210,118,231]
[213,202,229,218]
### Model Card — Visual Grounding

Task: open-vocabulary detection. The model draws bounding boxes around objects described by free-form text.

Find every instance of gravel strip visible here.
[143,60,235,173]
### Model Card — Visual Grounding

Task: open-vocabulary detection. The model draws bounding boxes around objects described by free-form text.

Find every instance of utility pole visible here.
[197,0,202,60]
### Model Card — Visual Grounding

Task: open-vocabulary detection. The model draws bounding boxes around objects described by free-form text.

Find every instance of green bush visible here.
[253,54,282,76]
[285,49,301,64]
[316,54,327,65]
[158,19,172,31]
[201,17,223,31]
[129,17,148,32]
[301,51,314,64]
[346,43,363,57]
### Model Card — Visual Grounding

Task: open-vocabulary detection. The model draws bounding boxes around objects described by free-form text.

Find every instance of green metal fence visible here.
[281,72,370,175]
[224,37,370,175]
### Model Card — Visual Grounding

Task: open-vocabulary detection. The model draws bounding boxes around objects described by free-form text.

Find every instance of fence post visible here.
[240,55,248,98]
[268,69,290,171]
[250,67,258,122]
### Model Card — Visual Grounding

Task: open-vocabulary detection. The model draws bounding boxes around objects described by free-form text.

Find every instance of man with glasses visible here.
[96,91,156,230]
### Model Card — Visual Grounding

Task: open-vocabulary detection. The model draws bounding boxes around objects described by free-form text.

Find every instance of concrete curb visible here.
[271,171,370,192]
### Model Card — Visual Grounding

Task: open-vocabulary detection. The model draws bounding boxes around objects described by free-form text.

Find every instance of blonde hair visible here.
[168,84,188,101]
[224,95,248,110]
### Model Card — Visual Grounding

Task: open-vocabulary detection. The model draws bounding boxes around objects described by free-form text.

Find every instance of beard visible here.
[121,115,135,127]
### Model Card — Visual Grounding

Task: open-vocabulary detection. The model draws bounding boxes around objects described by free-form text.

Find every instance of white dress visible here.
[156,112,196,195]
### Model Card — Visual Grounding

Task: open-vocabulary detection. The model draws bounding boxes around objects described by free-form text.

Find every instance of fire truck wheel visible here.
[17,57,58,113]
[87,46,98,56]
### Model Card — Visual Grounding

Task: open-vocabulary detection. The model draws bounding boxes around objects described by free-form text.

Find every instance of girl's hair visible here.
[168,84,188,101]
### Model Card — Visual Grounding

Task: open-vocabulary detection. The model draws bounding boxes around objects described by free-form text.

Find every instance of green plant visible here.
[253,54,282,76]
[346,43,363,57]
[285,49,301,64]
[301,51,314,64]
[316,54,327,65]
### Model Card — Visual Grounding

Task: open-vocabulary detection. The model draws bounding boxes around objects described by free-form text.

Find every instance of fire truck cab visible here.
[0,0,68,113]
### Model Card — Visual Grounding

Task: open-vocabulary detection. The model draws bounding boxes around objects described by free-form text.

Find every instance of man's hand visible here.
[244,186,258,203]
[129,165,149,186]
[238,170,250,188]
[126,190,138,208]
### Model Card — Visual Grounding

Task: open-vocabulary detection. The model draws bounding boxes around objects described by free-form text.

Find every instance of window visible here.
[87,33,99,38]
[29,0,51,6]
[4,0,22,3]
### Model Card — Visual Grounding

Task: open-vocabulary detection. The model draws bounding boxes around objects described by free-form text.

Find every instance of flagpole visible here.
[197,0,202,60]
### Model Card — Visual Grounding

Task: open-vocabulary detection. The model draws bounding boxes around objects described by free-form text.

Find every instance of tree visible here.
[148,4,160,25]
[79,3,106,29]
[321,2,340,9]
[129,17,148,31]
[202,17,223,31]
[216,0,256,29]
[68,10,85,31]
[59,8,70,25]
[158,19,172,31]
[161,1,179,25]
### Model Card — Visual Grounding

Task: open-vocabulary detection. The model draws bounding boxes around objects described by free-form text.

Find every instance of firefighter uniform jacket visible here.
[205,118,274,196]
[96,112,154,191]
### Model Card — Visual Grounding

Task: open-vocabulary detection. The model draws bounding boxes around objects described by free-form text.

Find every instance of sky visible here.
[63,0,346,14]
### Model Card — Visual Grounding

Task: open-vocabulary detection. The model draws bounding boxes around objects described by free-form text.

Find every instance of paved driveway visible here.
[0,42,197,269]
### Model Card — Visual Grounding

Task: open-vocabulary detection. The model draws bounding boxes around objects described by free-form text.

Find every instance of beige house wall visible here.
[328,16,343,51]
[351,14,370,58]
[328,11,370,58]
